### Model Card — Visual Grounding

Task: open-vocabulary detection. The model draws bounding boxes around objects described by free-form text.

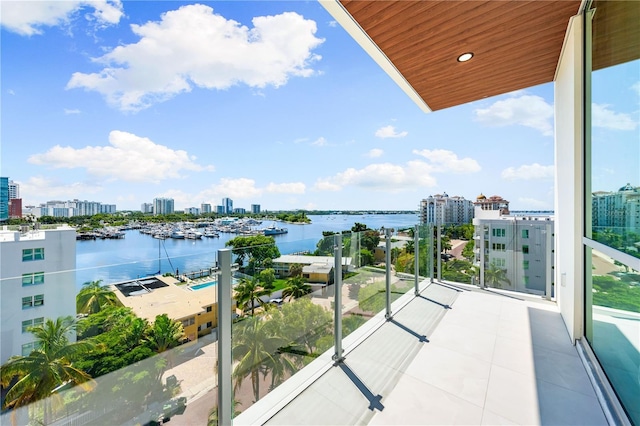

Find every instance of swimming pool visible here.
[190,281,215,290]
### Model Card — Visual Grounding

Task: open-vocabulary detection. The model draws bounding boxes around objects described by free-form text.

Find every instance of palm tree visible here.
[0,316,96,424]
[288,263,304,278]
[233,277,269,316]
[282,276,311,301]
[484,262,511,289]
[231,317,295,402]
[146,314,184,353]
[76,280,120,314]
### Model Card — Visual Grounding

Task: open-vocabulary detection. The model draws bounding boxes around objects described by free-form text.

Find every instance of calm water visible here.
[75,214,419,290]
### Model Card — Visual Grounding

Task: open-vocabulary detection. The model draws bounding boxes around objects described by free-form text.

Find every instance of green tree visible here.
[360,230,381,252]
[0,317,96,423]
[484,262,511,289]
[226,235,280,274]
[288,263,304,278]
[232,316,294,402]
[314,231,337,256]
[76,280,120,314]
[282,276,312,301]
[278,298,332,356]
[359,248,375,266]
[258,268,276,291]
[234,277,270,316]
[146,314,184,353]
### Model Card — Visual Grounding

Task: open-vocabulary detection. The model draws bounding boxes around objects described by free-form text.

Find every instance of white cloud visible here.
[631,82,640,96]
[0,1,123,36]
[375,125,408,139]
[266,182,306,194]
[474,94,554,136]
[66,5,324,111]
[591,103,638,130]
[328,20,338,28]
[8,90,15,96]
[19,176,103,204]
[311,137,327,147]
[28,130,214,183]
[412,149,481,173]
[501,163,554,181]
[366,148,383,158]
[293,137,309,144]
[64,108,81,115]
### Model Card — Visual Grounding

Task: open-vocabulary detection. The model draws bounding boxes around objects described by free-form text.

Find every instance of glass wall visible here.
[584,1,640,423]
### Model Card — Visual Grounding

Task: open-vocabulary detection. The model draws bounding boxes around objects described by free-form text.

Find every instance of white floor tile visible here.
[484,365,541,425]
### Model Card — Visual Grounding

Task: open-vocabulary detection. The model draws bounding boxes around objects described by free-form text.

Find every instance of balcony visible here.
[0,225,628,425]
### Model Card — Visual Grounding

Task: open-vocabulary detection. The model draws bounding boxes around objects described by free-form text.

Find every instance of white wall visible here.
[554,15,584,343]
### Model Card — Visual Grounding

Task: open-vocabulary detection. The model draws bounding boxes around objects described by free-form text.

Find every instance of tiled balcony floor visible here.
[237,281,609,425]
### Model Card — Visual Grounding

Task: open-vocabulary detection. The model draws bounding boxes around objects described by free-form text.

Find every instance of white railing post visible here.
[385,228,393,320]
[333,234,344,363]
[217,249,232,426]
[414,224,420,296]
[437,224,442,281]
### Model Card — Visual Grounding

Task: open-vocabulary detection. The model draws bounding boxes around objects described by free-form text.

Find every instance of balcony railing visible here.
[0,222,592,426]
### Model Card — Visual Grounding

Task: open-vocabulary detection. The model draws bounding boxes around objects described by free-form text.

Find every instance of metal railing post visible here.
[414,224,420,296]
[429,225,434,283]
[217,249,232,426]
[333,234,344,363]
[437,224,442,281]
[385,228,392,320]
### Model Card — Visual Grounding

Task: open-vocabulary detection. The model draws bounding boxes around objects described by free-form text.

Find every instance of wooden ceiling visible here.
[338,0,582,111]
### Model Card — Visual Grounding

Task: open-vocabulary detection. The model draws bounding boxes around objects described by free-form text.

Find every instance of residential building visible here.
[216,205,225,214]
[9,198,22,219]
[201,203,212,214]
[233,208,246,214]
[473,207,554,295]
[153,197,174,215]
[592,183,640,232]
[0,177,8,222]
[473,193,510,214]
[419,193,473,225]
[251,204,261,214]
[270,254,352,283]
[0,225,76,364]
[184,207,200,215]
[141,202,154,214]
[222,198,233,214]
[110,276,220,342]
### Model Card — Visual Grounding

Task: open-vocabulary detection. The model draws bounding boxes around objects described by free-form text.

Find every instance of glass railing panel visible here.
[585,248,640,425]
[1,246,218,426]
[591,226,640,261]
[228,233,336,416]
[479,219,553,297]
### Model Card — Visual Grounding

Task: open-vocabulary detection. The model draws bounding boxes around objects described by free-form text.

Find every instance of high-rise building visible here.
[201,203,212,214]
[153,198,174,215]
[473,194,510,214]
[141,203,154,214]
[8,180,20,200]
[222,198,233,214]
[233,208,246,214]
[216,205,225,215]
[9,198,22,218]
[592,183,640,232]
[0,225,77,364]
[420,193,474,225]
[0,177,8,222]
[184,207,200,215]
[251,204,261,214]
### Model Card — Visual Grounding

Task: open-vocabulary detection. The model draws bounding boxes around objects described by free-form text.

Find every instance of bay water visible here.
[75,214,419,290]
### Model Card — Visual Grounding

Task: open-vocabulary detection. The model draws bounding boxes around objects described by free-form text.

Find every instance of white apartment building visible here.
[0,225,77,364]
[420,193,473,225]
[153,197,174,215]
[474,207,554,296]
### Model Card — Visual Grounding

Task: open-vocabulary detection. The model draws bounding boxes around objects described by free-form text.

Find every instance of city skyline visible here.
[2,1,637,212]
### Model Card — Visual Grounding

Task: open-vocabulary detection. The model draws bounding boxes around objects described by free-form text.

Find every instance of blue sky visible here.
[1,1,637,212]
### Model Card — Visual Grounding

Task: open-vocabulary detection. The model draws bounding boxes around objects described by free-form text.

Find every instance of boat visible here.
[262,225,288,236]
[171,230,185,239]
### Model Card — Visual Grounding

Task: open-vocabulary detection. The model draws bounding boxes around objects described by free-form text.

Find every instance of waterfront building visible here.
[201,203,212,214]
[141,202,153,214]
[216,205,225,214]
[251,204,261,214]
[222,197,233,214]
[100,204,116,214]
[153,197,174,216]
[0,225,76,364]
[233,207,246,214]
[270,254,352,282]
[419,193,473,225]
[184,207,200,215]
[473,207,554,295]
[0,177,8,222]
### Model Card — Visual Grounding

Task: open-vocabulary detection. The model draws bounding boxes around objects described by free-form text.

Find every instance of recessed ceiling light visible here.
[457,52,474,62]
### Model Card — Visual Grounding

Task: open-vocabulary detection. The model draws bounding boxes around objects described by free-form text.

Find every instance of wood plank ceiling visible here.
[339,0,582,111]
